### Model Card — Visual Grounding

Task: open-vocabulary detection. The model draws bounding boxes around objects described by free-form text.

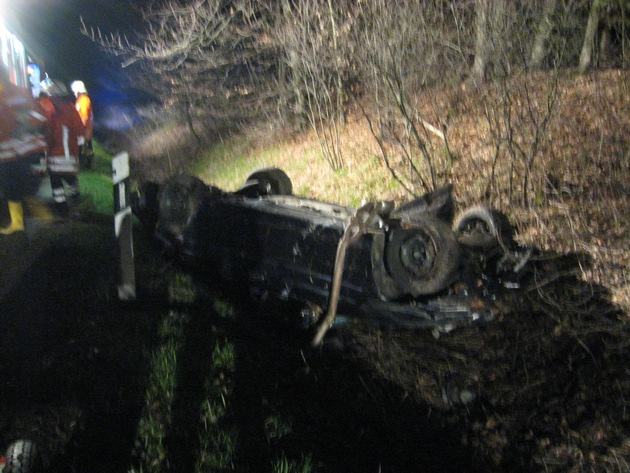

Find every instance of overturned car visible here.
[132,168,529,344]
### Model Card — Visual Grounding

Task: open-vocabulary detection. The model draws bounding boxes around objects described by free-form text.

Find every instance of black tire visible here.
[242,167,293,196]
[385,218,459,297]
[131,181,161,232]
[157,174,211,238]
[453,206,515,250]
[4,439,41,473]
[371,233,405,300]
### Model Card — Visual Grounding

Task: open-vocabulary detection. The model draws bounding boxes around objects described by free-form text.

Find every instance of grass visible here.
[271,452,313,473]
[77,141,115,215]
[38,141,244,473]
[194,130,395,208]
[264,413,292,444]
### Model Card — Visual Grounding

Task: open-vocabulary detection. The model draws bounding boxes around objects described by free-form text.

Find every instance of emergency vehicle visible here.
[1,20,45,96]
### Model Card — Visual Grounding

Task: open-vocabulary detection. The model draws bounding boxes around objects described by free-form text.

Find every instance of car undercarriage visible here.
[131,168,532,345]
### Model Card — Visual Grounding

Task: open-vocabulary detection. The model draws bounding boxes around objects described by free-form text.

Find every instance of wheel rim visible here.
[385,218,459,297]
[460,217,492,237]
[399,231,436,278]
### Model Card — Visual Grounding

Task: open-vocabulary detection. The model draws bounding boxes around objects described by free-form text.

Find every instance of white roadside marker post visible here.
[112,151,136,300]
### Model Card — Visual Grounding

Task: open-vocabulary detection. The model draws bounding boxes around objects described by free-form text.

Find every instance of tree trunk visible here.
[530,0,557,69]
[579,0,603,72]
[472,0,509,81]
[599,23,612,67]
[327,0,345,126]
[472,0,490,82]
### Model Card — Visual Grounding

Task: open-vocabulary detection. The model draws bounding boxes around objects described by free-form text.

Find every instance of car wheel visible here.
[242,167,293,196]
[157,174,211,238]
[453,206,514,250]
[371,233,404,300]
[385,218,459,297]
[4,439,42,473]
[131,181,160,232]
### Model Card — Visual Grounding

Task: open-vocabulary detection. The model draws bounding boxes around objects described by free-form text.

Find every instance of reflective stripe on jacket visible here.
[0,134,47,162]
[47,153,79,174]
[46,98,84,174]
[0,81,47,163]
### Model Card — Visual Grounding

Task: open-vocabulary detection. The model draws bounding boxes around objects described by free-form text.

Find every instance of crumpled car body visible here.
[132,168,527,335]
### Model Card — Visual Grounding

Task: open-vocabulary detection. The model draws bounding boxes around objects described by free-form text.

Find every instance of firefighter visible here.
[70,80,93,169]
[38,90,55,122]
[42,80,85,216]
[0,67,48,235]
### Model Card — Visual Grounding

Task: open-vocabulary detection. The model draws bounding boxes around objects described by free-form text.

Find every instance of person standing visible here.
[42,80,85,217]
[70,80,93,169]
[0,67,48,235]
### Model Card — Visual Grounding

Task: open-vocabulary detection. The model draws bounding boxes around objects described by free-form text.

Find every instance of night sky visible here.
[2,0,145,106]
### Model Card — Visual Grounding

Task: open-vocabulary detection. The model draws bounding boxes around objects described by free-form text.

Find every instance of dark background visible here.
[5,0,141,80]
[3,0,146,126]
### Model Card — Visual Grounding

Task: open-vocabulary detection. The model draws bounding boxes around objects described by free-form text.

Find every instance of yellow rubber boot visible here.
[24,196,54,222]
[0,201,25,235]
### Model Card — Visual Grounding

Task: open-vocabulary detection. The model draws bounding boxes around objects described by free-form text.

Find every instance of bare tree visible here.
[620,0,630,67]
[471,2,567,206]
[471,0,491,82]
[273,0,356,170]
[80,0,629,203]
[579,0,604,71]
[590,0,630,68]
[576,0,630,70]
[530,0,559,69]
[82,0,279,144]
[354,0,467,195]
[471,0,512,82]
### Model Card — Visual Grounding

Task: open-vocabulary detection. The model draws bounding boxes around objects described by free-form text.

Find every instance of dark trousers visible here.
[79,141,94,168]
[0,156,41,200]
[0,156,42,224]
[49,173,80,205]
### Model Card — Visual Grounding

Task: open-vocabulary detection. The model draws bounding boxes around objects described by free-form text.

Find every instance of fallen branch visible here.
[419,117,445,141]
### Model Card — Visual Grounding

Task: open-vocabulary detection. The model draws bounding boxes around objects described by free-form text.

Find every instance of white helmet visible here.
[71,80,87,95]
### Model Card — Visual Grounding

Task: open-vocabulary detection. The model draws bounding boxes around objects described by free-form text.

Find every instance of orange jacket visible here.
[75,93,93,140]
